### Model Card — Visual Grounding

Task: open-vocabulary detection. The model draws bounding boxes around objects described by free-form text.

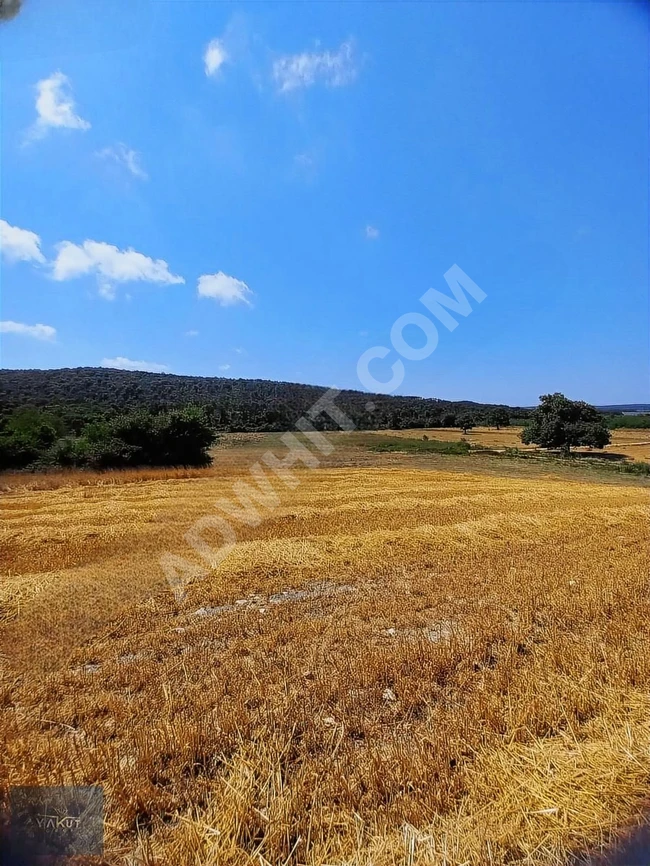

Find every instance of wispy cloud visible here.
[218,363,231,371]
[1,320,56,341]
[31,71,90,137]
[0,219,46,264]
[293,150,320,182]
[184,329,199,337]
[204,37,228,76]
[101,356,170,373]
[365,225,380,240]
[294,152,314,169]
[273,39,357,92]
[52,239,184,299]
[97,143,148,180]
[198,271,253,307]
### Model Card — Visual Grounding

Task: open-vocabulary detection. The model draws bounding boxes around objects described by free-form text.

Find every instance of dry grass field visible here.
[1,439,650,865]
[373,426,650,463]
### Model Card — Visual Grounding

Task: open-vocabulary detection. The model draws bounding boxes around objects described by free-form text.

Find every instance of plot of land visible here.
[1,444,649,865]
[373,425,650,462]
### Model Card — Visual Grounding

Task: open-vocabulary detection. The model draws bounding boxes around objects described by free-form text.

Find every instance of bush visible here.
[155,407,216,466]
[0,408,64,470]
[43,436,90,468]
[83,438,142,470]
[0,406,217,471]
[0,432,40,470]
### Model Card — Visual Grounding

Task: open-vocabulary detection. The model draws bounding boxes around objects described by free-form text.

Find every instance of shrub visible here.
[0,406,217,471]
[0,432,40,470]
[44,436,90,468]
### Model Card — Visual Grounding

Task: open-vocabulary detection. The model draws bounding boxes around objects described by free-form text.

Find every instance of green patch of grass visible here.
[615,459,650,476]
[489,447,650,477]
[367,436,471,455]
[605,414,650,429]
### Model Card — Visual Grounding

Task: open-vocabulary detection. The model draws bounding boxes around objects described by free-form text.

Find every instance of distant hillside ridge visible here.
[596,404,650,414]
[0,367,526,432]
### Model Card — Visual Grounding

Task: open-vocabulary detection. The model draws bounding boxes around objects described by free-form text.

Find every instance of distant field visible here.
[372,425,650,462]
[2,441,650,865]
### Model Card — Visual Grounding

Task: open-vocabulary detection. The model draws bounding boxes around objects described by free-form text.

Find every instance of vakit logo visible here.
[34,812,82,830]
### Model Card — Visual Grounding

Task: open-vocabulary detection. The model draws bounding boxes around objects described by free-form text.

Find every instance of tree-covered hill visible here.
[0,367,526,432]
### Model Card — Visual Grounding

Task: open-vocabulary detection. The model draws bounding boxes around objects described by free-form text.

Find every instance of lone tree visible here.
[521,393,610,455]
[488,408,510,430]
[458,413,474,435]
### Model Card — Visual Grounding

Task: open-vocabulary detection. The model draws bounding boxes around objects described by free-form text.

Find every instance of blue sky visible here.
[0,0,647,406]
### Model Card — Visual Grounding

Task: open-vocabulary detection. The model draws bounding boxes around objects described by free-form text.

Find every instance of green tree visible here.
[5,407,63,444]
[0,408,61,470]
[458,414,474,434]
[521,393,610,455]
[0,433,39,470]
[155,407,216,466]
[0,0,22,23]
[488,408,510,430]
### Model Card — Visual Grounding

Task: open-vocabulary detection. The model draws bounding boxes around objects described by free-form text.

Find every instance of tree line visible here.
[0,403,512,472]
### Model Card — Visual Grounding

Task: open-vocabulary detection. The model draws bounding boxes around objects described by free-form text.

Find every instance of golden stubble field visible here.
[1,442,650,865]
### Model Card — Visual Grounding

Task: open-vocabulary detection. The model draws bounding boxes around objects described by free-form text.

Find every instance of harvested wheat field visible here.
[2,454,650,865]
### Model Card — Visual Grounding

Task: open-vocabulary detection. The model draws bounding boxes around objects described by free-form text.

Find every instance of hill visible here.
[0,367,525,432]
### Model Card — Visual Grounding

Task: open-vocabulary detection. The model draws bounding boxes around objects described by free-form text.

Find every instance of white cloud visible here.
[365,225,379,240]
[218,363,231,371]
[0,219,46,264]
[198,271,253,307]
[1,320,56,341]
[51,239,184,299]
[273,40,357,92]
[97,143,147,180]
[101,357,170,373]
[33,71,90,135]
[234,347,244,354]
[204,37,228,76]
[293,151,319,181]
[184,329,199,337]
